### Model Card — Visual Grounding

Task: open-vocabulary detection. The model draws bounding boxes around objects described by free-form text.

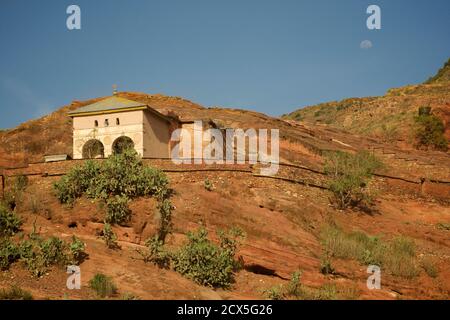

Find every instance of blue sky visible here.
[0,0,449,129]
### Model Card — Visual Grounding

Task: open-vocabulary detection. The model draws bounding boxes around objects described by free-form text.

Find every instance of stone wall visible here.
[1,159,449,202]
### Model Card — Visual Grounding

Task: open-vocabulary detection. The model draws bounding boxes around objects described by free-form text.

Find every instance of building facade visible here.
[69,95,173,159]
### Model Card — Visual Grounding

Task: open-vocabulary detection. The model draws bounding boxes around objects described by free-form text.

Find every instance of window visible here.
[116,118,120,125]
[94,120,98,127]
[104,119,109,126]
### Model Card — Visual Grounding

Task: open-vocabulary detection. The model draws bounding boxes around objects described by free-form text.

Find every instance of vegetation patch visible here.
[414,107,448,151]
[102,223,119,249]
[420,256,439,278]
[204,178,214,191]
[0,204,22,237]
[264,271,358,300]
[89,273,117,298]
[139,227,245,288]
[0,216,86,276]
[105,195,131,225]
[324,150,383,209]
[0,285,33,300]
[54,149,174,246]
[320,225,419,279]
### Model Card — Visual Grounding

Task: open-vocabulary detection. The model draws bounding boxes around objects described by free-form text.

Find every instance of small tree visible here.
[324,151,382,209]
[102,223,119,249]
[414,107,448,151]
[105,195,131,225]
[172,227,244,288]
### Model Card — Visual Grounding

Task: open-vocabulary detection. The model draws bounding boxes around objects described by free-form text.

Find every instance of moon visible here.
[360,40,373,49]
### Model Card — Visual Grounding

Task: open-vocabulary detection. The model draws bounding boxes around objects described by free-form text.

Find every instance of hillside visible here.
[1,73,450,301]
[283,58,450,148]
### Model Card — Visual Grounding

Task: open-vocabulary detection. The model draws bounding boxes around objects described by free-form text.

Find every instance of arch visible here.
[112,136,135,154]
[82,139,105,159]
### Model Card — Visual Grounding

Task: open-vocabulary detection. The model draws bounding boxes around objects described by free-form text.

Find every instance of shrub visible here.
[19,236,70,277]
[320,254,335,275]
[19,239,48,277]
[105,195,131,225]
[264,285,284,300]
[0,238,20,270]
[40,237,68,266]
[53,150,171,227]
[414,108,448,151]
[0,285,33,300]
[139,236,172,268]
[324,151,382,209]
[0,204,22,237]
[172,227,244,288]
[156,199,173,243]
[89,273,117,298]
[53,161,101,205]
[13,175,28,192]
[204,178,213,191]
[102,223,119,249]
[87,149,168,200]
[17,233,84,277]
[69,236,86,265]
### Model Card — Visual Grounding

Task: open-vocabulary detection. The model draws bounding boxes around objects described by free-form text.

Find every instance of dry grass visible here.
[265,271,360,300]
[320,225,419,279]
[420,256,439,278]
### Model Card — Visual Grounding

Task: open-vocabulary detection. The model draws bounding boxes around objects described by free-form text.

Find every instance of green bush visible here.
[102,223,119,249]
[105,195,131,225]
[156,199,173,243]
[89,273,117,298]
[414,108,448,151]
[172,227,244,288]
[0,238,20,270]
[139,236,172,268]
[19,236,69,277]
[40,237,68,266]
[11,233,85,277]
[264,285,284,300]
[324,151,382,209]
[53,150,171,229]
[54,161,101,204]
[204,178,213,191]
[0,204,22,237]
[54,150,169,203]
[0,285,33,300]
[69,236,86,265]
[87,149,169,200]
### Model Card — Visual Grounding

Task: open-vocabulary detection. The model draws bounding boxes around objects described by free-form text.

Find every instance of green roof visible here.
[68,96,147,116]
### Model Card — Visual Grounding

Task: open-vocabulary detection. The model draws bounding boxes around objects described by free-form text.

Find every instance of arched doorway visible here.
[112,136,135,154]
[82,139,105,159]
